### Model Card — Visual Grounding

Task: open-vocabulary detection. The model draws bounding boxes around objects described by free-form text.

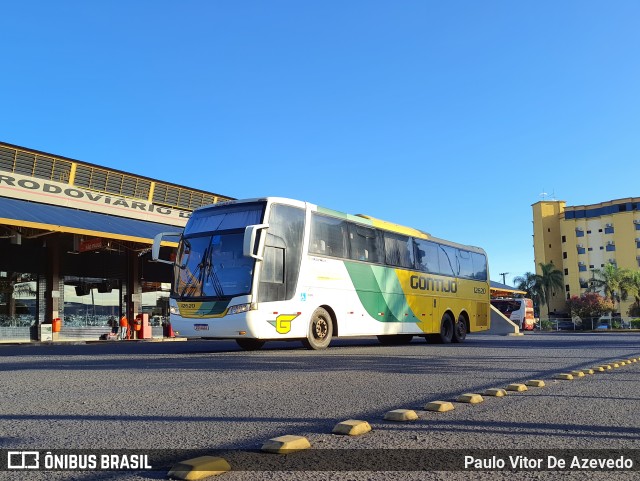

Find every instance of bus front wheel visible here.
[303,307,333,350]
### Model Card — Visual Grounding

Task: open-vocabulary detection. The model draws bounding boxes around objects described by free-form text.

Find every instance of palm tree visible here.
[513,272,544,315]
[590,263,626,314]
[620,269,640,316]
[536,262,564,321]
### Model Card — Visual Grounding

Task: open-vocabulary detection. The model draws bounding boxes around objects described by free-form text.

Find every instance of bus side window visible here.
[348,224,380,262]
[471,252,487,281]
[457,249,474,279]
[310,214,347,258]
[383,232,414,268]
[415,239,439,273]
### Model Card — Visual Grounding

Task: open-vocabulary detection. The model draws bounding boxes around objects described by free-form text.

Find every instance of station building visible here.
[0,141,233,342]
[532,198,640,316]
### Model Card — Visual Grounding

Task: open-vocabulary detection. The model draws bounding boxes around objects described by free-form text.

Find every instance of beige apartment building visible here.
[532,198,640,317]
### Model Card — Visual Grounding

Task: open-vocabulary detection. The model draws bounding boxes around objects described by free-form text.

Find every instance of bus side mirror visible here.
[243,224,269,261]
[152,231,182,265]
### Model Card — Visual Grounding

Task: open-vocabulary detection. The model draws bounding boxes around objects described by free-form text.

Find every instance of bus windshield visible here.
[172,202,266,300]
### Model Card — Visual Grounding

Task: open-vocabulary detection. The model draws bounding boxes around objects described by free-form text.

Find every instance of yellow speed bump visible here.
[506,383,528,392]
[599,364,612,370]
[629,358,638,363]
[261,435,311,454]
[616,361,627,366]
[570,370,585,378]
[424,401,455,412]
[581,369,595,375]
[593,366,605,372]
[332,419,372,436]
[525,380,545,388]
[384,409,418,422]
[456,393,484,404]
[167,456,231,480]
[554,373,574,380]
[611,363,620,368]
[484,388,507,397]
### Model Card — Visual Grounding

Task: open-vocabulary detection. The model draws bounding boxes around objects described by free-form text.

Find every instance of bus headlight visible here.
[227,303,256,315]
[169,305,179,315]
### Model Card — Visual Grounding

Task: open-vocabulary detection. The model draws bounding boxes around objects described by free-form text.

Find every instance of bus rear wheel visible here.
[236,339,265,351]
[428,314,454,344]
[452,314,467,343]
[303,307,333,350]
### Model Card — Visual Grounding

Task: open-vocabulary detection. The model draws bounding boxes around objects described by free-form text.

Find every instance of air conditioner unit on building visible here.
[605,223,612,228]
[607,241,614,245]
[634,219,640,224]
[577,244,583,248]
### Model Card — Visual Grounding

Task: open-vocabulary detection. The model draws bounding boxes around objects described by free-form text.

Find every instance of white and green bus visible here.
[153,197,490,350]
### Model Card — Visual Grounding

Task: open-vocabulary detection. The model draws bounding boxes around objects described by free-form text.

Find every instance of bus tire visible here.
[303,307,333,350]
[377,334,413,345]
[429,313,454,344]
[236,339,265,351]
[452,314,467,343]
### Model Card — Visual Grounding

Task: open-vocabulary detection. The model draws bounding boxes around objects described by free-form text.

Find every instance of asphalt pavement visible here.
[1,332,639,480]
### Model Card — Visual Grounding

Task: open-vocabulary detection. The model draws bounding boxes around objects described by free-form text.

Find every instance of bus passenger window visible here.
[384,232,414,268]
[415,239,439,273]
[310,214,347,258]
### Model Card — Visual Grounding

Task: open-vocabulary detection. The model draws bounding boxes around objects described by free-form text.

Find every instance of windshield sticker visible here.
[268,314,299,334]
[300,293,307,301]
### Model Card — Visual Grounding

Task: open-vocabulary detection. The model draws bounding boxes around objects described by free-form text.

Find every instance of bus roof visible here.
[194,197,486,254]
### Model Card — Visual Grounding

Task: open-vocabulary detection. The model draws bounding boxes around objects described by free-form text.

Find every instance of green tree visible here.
[513,272,544,315]
[590,263,628,313]
[621,270,640,316]
[536,262,564,321]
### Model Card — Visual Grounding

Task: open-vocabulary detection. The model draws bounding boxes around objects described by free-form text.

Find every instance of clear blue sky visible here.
[2,1,639,286]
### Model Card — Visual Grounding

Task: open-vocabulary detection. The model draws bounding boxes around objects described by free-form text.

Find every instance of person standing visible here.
[119,315,129,340]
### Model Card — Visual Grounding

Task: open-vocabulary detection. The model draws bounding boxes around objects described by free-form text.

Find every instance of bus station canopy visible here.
[490,280,527,298]
[0,196,180,245]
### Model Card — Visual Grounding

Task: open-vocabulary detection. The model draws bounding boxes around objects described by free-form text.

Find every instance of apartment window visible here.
[549,244,552,248]
[548,228,551,232]
[600,246,604,250]
[637,241,640,249]
[590,265,595,269]
[606,244,616,252]
[562,235,566,243]
[576,229,585,238]
[564,268,569,275]
[588,247,593,251]
[579,265,587,272]
[565,285,570,292]
[636,223,640,231]
[577,247,586,255]
[604,226,614,234]
[587,230,592,234]
[563,252,567,259]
